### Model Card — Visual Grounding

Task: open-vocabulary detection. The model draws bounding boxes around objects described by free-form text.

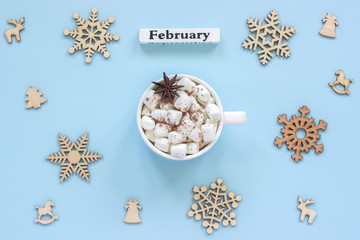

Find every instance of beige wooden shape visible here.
[25,86,47,109]
[64,7,119,63]
[188,178,242,234]
[274,106,327,162]
[329,70,353,95]
[46,132,103,182]
[242,10,295,65]
[297,196,317,224]
[319,13,338,38]
[34,200,58,224]
[124,199,142,223]
[4,17,25,43]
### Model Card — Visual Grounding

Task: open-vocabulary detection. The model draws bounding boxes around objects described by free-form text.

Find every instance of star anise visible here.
[152,72,183,102]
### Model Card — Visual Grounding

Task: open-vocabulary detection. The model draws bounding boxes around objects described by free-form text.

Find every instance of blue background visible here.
[0,0,359,239]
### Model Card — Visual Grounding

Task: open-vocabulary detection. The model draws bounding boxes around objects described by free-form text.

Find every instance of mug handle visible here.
[223,111,247,125]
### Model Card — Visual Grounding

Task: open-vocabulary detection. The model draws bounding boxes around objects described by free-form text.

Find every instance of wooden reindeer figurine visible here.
[329,70,353,95]
[4,17,25,43]
[319,13,338,38]
[34,200,58,225]
[297,196,317,224]
[124,199,142,223]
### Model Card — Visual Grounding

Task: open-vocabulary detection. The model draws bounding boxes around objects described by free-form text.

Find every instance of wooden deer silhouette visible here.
[4,17,25,43]
[297,196,317,224]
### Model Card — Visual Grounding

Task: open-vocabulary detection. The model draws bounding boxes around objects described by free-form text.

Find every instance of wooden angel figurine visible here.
[320,13,339,38]
[124,199,142,223]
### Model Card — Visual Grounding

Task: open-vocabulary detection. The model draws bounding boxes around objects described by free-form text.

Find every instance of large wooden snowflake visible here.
[242,10,295,65]
[188,178,242,234]
[274,106,327,162]
[64,7,119,63]
[46,132,103,182]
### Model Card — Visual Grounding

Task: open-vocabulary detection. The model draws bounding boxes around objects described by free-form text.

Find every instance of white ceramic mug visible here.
[137,74,247,160]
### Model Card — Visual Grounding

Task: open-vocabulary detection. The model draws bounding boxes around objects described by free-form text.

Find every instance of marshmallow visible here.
[190,99,202,113]
[174,93,192,112]
[143,90,161,110]
[208,97,215,104]
[170,144,187,158]
[188,127,203,143]
[187,142,200,154]
[154,123,171,137]
[178,77,196,93]
[145,129,156,142]
[151,109,167,122]
[177,119,195,137]
[160,101,175,110]
[155,138,170,152]
[141,116,155,130]
[168,131,184,144]
[190,111,205,127]
[195,85,211,103]
[165,110,183,126]
[201,123,217,142]
[141,105,152,116]
[206,104,222,122]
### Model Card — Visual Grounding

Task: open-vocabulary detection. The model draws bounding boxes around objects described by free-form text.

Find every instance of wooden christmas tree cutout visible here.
[34,200,58,225]
[188,178,242,234]
[329,70,353,95]
[320,13,338,38]
[274,106,327,162]
[46,132,103,182]
[242,10,295,65]
[4,17,25,43]
[64,7,119,63]
[25,86,47,109]
[297,196,317,224]
[124,199,142,223]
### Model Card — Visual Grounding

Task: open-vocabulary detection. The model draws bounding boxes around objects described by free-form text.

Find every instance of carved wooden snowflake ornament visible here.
[242,10,295,65]
[188,178,242,234]
[46,132,103,182]
[274,106,327,162]
[64,7,119,63]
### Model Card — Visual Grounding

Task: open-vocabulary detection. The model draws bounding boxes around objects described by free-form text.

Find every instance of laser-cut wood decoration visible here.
[46,132,103,182]
[34,200,58,225]
[25,86,47,109]
[319,13,338,38]
[4,17,25,43]
[64,7,119,63]
[124,199,142,223]
[188,178,242,234]
[274,106,327,162]
[329,70,353,95]
[242,10,295,65]
[297,196,317,224]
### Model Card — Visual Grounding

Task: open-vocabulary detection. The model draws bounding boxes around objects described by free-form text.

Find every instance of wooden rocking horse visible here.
[34,200,58,224]
[329,70,353,95]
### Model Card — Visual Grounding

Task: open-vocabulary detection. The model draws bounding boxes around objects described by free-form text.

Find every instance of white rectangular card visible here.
[139,28,220,44]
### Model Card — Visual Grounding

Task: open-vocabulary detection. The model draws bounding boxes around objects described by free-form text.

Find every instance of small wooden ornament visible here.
[319,13,338,38]
[188,178,242,234]
[124,199,142,223]
[297,196,317,224]
[4,17,25,43]
[25,86,47,109]
[329,70,353,95]
[64,7,119,63]
[46,132,103,182]
[274,106,327,162]
[242,10,295,65]
[34,200,58,225]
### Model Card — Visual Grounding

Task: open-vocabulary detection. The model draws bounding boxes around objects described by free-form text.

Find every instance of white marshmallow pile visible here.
[141,76,222,158]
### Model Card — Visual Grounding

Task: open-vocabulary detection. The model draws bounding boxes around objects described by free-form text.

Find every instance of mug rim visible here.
[137,74,224,161]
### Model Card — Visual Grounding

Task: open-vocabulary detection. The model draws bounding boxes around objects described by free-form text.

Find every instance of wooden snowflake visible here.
[242,10,295,65]
[188,178,242,234]
[274,106,327,162]
[46,132,103,182]
[25,86,47,109]
[64,7,119,63]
